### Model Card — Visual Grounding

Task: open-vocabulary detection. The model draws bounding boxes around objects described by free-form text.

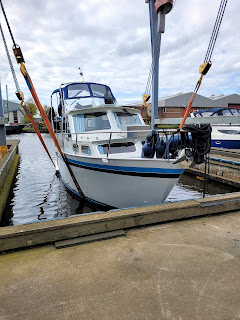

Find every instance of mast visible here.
[6,84,9,122]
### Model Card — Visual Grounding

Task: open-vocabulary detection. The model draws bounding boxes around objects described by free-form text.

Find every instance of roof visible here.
[123,92,240,109]
[2,99,20,113]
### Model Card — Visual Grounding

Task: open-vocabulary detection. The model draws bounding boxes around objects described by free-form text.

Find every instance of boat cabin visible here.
[51,82,149,158]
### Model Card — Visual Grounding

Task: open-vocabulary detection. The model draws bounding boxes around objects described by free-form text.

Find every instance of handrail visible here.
[56,129,181,135]
[59,128,181,159]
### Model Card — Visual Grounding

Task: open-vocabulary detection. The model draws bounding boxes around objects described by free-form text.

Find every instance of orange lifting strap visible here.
[20,101,54,165]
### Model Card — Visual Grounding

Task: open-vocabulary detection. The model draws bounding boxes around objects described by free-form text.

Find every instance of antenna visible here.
[78,67,84,82]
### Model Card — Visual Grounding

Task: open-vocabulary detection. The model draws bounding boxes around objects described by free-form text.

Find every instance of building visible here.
[123,93,240,120]
[2,99,24,124]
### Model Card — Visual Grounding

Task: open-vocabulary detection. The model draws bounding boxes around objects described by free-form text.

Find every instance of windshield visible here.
[62,83,116,111]
[63,83,115,100]
[67,83,90,99]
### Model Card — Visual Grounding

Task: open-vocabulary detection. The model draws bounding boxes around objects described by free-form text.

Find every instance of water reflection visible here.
[1,133,239,226]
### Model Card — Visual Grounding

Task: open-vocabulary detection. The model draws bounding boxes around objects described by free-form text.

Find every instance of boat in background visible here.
[5,123,25,134]
[191,108,240,149]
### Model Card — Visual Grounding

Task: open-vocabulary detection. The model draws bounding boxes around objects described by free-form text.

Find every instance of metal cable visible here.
[0,21,20,92]
[204,0,228,63]
[0,0,16,46]
[145,33,161,96]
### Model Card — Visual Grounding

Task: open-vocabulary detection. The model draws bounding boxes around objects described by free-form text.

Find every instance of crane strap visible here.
[179,75,203,129]
[21,102,55,165]
[0,0,86,199]
[20,63,86,199]
[0,19,55,165]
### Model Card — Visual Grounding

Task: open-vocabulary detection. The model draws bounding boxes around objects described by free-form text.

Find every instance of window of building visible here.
[13,111,18,123]
[164,107,183,113]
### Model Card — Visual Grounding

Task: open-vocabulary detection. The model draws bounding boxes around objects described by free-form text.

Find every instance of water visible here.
[1,133,239,226]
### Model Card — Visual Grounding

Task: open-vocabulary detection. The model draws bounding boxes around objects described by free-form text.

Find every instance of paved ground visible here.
[0,211,240,320]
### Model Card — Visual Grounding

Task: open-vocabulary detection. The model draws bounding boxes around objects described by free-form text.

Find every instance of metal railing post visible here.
[106,132,112,158]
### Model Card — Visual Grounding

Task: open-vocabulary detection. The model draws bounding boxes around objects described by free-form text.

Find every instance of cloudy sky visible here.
[0,0,239,106]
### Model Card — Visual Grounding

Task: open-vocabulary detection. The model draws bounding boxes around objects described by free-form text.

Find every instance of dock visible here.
[0,195,240,319]
[0,140,19,220]
[1,141,240,319]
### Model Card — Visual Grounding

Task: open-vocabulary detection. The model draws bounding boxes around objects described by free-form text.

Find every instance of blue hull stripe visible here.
[66,157,184,178]
[212,140,240,149]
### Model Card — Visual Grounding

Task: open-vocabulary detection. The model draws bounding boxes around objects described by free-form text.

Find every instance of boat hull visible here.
[57,153,184,208]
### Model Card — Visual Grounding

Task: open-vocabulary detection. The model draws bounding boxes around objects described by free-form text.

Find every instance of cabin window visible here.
[114,111,141,128]
[98,142,136,154]
[81,145,91,155]
[218,129,240,135]
[73,112,111,133]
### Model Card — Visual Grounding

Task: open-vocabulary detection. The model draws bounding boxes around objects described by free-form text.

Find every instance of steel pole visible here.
[0,80,7,156]
[148,0,162,129]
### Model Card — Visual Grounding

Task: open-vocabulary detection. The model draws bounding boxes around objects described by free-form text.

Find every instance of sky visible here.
[0,0,239,107]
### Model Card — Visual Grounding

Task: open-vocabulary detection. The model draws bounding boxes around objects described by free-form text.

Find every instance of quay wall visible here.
[0,192,240,252]
[0,140,20,221]
[185,149,240,188]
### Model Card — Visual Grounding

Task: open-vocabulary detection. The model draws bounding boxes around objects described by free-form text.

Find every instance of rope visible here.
[183,124,212,164]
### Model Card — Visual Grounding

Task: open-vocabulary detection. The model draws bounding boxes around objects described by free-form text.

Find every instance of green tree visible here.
[24,98,37,123]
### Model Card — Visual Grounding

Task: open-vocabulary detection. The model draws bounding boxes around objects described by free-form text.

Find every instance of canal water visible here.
[2,133,239,226]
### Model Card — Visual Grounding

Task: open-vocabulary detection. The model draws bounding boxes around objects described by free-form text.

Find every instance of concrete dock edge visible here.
[0,140,20,222]
[0,192,240,252]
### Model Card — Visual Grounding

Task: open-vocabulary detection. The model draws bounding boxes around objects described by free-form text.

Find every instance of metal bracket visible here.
[157,11,165,33]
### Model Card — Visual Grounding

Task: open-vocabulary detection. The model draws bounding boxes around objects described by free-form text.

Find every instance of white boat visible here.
[50,82,195,208]
[190,108,240,149]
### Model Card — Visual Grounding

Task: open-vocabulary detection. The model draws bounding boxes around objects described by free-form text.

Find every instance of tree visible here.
[24,98,37,123]
[43,105,50,116]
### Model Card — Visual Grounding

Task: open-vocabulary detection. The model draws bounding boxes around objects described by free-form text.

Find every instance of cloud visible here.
[0,0,239,107]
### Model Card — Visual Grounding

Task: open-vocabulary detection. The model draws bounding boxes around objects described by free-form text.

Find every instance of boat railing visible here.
[56,129,180,136]
[56,129,182,157]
